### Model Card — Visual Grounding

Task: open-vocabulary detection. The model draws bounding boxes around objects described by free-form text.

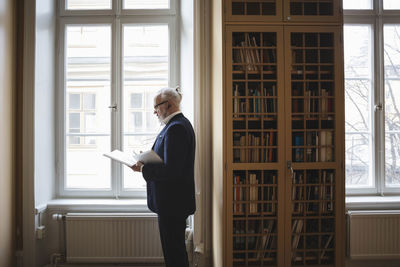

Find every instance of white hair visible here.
[157,86,182,108]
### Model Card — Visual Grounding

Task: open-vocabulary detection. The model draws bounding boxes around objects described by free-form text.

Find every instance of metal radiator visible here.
[65,213,164,263]
[348,210,400,259]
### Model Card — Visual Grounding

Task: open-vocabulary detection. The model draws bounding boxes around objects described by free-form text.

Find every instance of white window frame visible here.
[56,0,179,197]
[344,0,400,195]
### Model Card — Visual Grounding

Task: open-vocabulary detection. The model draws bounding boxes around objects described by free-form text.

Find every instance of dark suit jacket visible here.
[142,113,196,217]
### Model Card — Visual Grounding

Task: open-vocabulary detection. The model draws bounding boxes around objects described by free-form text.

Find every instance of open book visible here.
[103,149,163,167]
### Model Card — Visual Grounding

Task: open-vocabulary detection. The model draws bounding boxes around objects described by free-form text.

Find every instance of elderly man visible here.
[131,87,196,267]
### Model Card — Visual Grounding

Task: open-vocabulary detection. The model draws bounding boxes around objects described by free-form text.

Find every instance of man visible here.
[131,87,196,267]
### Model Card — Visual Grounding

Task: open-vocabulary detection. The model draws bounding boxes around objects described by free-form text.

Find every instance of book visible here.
[103,149,162,167]
[133,150,163,164]
[320,235,333,259]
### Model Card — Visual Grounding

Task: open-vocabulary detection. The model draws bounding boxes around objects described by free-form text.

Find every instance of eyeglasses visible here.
[154,100,168,110]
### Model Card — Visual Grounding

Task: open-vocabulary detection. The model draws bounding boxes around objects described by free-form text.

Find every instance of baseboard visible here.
[345,258,400,267]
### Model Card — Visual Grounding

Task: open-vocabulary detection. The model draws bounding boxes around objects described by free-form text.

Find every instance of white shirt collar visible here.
[163,111,182,125]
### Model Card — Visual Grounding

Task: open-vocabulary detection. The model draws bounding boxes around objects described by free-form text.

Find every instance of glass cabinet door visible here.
[226,0,283,22]
[284,0,341,22]
[285,26,344,267]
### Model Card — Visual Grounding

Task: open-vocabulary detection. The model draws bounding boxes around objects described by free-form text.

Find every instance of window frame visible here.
[56,0,179,198]
[59,0,176,17]
[344,0,400,195]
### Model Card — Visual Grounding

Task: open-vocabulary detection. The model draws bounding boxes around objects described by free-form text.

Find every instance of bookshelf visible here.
[211,1,344,267]
[227,26,286,267]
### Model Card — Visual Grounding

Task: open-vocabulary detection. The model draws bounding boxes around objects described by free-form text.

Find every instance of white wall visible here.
[34,0,56,266]
[0,0,15,265]
[180,0,194,123]
[34,0,56,206]
[22,0,57,266]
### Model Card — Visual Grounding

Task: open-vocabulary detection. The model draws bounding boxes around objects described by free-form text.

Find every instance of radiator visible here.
[348,210,400,259]
[65,213,164,263]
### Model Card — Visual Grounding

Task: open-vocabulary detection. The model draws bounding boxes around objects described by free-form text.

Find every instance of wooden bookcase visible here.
[214,1,345,267]
[227,26,286,267]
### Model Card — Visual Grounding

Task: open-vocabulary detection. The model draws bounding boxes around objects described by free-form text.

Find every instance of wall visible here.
[22,0,57,265]
[34,0,57,265]
[180,0,194,122]
[192,0,213,265]
[0,0,15,266]
[34,0,56,207]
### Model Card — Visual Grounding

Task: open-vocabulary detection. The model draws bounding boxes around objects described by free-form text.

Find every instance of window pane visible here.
[130,93,142,108]
[146,111,159,131]
[66,25,111,189]
[84,113,96,132]
[344,25,374,188]
[67,0,111,10]
[122,24,168,189]
[69,93,80,109]
[124,0,169,9]
[69,113,80,130]
[346,134,372,187]
[129,112,143,130]
[343,0,372,10]
[384,0,400,10]
[384,25,400,187]
[83,93,96,109]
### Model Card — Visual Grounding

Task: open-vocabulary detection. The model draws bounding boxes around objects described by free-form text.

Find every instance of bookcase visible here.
[214,1,345,267]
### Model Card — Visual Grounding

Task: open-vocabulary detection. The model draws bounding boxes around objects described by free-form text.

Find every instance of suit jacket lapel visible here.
[151,113,184,150]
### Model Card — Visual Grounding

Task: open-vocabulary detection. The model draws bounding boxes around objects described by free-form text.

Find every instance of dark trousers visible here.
[157,215,189,267]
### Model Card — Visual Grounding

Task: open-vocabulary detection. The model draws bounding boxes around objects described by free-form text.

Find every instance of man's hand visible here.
[131,161,144,172]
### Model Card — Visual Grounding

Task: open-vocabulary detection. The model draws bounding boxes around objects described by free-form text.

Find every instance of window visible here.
[58,0,178,196]
[67,92,97,146]
[344,0,400,194]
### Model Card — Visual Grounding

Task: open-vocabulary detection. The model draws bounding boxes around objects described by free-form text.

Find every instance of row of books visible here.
[232,33,277,72]
[234,148,277,163]
[293,130,333,147]
[233,220,276,260]
[292,172,334,213]
[293,130,334,162]
[233,174,277,213]
[233,85,277,115]
[234,132,277,147]
[233,34,262,72]
[233,84,277,97]
[292,220,334,261]
[292,89,334,114]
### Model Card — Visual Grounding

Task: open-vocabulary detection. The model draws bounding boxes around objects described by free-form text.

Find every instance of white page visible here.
[103,150,136,167]
[104,149,163,167]
[134,150,163,164]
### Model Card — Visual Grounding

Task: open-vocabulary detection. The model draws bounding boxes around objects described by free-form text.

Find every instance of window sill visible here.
[346,196,400,210]
[39,198,152,214]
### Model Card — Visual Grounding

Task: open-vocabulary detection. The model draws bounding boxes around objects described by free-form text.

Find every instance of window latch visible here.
[108,104,117,111]
[374,103,383,112]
